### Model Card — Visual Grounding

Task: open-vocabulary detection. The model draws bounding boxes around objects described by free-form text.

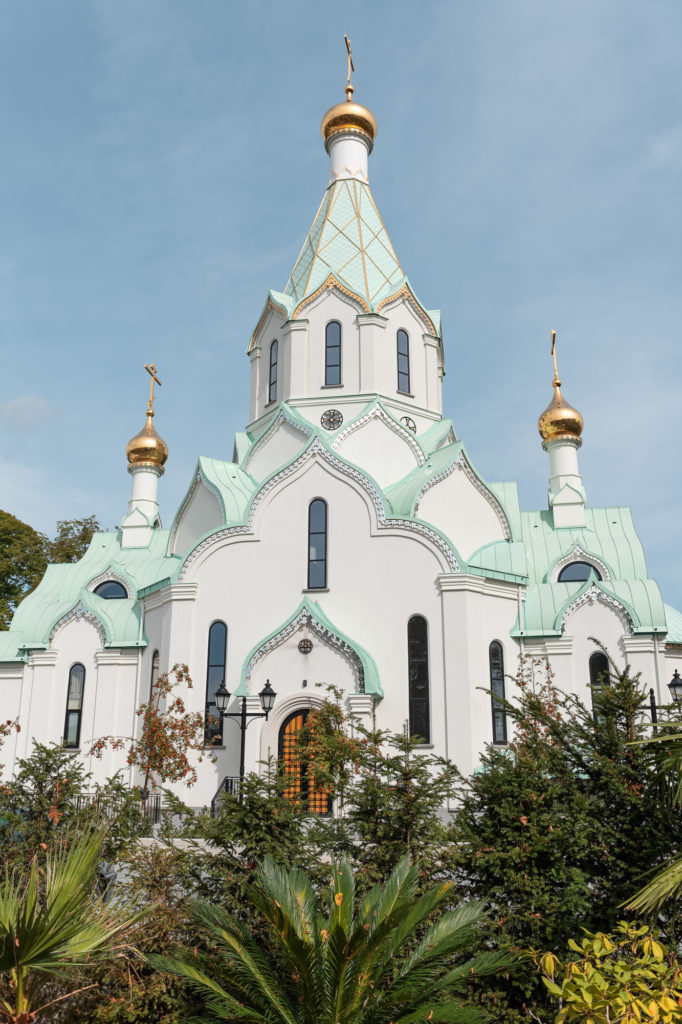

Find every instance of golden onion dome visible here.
[538,381,584,444]
[126,409,168,468]
[321,84,377,151]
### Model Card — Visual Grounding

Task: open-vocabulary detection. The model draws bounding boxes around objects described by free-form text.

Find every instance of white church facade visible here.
[2,76,682,810]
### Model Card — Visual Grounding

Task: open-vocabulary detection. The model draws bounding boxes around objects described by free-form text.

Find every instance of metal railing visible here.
[71,791,163,824]
[211,776,241,817]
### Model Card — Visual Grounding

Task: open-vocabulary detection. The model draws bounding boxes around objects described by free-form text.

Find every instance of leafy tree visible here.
[47,516,101,563]
[450,652,682,1020]
[152,854,511,1024]
[0,510,48,628]
[0,830,146,1023]
[531,922,682,1024]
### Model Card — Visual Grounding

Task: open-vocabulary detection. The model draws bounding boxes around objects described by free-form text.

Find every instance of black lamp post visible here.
[214,679,277,800]
[647,671,682,724]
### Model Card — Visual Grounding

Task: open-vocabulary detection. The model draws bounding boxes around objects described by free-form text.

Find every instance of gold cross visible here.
[344,34,354,90]
[144,362,162,413]
[550,330,561,387]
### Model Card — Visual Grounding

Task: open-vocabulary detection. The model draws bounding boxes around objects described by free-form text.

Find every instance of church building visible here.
[2,71,681,810]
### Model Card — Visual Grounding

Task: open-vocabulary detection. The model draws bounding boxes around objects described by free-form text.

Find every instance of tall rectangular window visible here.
[408,615,430,742]
[397,329,410,393]
[325,321,341,386]
[205,622,227,744]
[63,663,85,749]
[308,499,327,589]
[268,340,278,403]
[489,642,507,744]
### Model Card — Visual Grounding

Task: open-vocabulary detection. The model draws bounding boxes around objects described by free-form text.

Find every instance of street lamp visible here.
[213,679,277,800]
[647,671,682,724]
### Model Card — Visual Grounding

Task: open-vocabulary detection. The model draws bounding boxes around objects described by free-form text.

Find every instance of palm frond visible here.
[626,852,682,913]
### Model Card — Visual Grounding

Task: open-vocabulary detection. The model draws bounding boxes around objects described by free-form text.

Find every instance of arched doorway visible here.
[278,709,330,815]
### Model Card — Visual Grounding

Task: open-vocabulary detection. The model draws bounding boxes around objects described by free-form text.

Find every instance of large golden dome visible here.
[126,410,168,468]
[538,382,584,443]
[321,84,377,150]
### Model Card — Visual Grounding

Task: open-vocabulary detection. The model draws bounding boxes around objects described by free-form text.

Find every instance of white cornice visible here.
[437,574,521,601]
[142,583,198,611]
[95,649,139,667]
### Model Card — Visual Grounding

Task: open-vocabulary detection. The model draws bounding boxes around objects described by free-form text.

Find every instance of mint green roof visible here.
[664,604,682,644]
[285,179,404,308]
[237,597,382,697]
[513,577,667,638]
[521,507,648,583]
[196,457,254,524]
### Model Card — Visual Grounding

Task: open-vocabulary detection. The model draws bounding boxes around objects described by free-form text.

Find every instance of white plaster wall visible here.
[172,481,223,555]
[245,419,309,482]
[557,599,630,700]
[417,466,507,561]
[334,416,420,488]
[0,666,25,777]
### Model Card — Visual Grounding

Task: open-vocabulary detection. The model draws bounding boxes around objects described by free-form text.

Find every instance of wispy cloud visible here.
[0,396,57,432]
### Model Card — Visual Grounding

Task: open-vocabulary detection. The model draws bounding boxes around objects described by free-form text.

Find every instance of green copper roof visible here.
[285,179,404,309]
[513,577,667,638]
[664,604,682,644]
[197,457,254,524]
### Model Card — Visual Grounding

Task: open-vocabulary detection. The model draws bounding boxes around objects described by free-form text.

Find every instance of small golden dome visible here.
[538,382,584,443]
[126,410,168,468]
[321,84,377,150]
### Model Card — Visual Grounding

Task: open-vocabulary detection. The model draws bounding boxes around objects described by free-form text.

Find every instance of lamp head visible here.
[259,679,276,718]
[214,681,230,714]
[668,670,682,704]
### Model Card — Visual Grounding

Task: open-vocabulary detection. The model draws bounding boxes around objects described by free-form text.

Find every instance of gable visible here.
[244,417,310,482]
[171,477,224,556]
[333,412,423,488]
[416,459,508,561]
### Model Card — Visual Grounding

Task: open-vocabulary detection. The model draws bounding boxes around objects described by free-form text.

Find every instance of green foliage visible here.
[48,516,101,564]
[532,922,682,1023]
[0,510,48,629]
[450,653,682,1018]
[0,830,146,1022]
[151,854,511,1024]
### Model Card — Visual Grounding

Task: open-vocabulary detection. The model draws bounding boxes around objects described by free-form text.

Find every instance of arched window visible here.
[93,580,127,599]
[308,499,327,589]
[205,622,227,744]
[149,649,159,702]
[489,641,507,744]
[268,339,278,403]
[397,329,410,393]
[558,561,602,583]
[278,709,330,814]
[589,652,610,718]
[63,663,85,749]
[407,615,430,743]
[325,321,342,386]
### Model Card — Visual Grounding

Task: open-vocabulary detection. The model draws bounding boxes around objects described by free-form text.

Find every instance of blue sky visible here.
[2,1,682,611]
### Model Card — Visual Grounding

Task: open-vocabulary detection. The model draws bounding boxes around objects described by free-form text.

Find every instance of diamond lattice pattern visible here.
[285,179,404,308]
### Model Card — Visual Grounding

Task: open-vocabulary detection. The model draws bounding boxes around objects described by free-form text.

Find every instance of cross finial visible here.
[344,34,355,100]
[550,330,561,388]
[144,362,162,415]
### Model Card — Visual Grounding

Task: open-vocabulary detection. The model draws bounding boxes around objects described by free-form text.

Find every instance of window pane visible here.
[397,329,409,354]
[309,535,326,560]
[309,500,326,533]
[326,321,341,347]
[326,366,341,386]
[93,580,127,599]
[308,560,326,589]
[558,561,601,583]
[489,642,507,744]
[208,622,227,667]
[590,653,609,688]
[409,700,430,744]
[407,616,430,742]
[65,712,79,747]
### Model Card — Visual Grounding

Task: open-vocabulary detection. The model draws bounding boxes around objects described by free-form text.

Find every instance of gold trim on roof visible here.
[375,283,438,337]
[293,273,371,318]
[248,295,291,353]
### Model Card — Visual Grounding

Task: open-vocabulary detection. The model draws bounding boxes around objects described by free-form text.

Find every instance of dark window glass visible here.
[278,709,330,814]
[589,652,610,719]
[397,329,410,393]
[558,561,602,583]
[308,499,327,589]
[149,650,159,703]
[205,622,227,744]
[489,641,507,744]
[63,663,85,749]
[268,340,278,403]
[408,615,430,743]
[93,580,127,599]
[325,321,342,386]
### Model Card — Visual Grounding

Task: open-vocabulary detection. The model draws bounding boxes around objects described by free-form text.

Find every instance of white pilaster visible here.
[544,436,586,528]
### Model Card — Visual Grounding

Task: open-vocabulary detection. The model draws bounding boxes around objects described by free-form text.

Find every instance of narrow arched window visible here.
[397,329,410,393]
[308,499,327,589]
[489,641,507,744]
[325,321,341,386]
[589,652,610,719]
[149,649,159,703]
[558,561,602,583]
[205,622,227,744]
[268,339,278,403]
[407,615,430,742]
[63,663,85,749]
[278,709,330,814]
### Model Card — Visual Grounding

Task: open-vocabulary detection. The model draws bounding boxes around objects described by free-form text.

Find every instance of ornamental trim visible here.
[414,453,511,540]
[243,408,312,476]
[49,602,107,647]
[560,583,634,634]
[169,468,224,553]
[553,546,611,583]
[332,404,426,466]
[245,609,365,694]
[375,283,438,338]
[293,273,371,319]
[87,566,134,596]
[179,437,459,578]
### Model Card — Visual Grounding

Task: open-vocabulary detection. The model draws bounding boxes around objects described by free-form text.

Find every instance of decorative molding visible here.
[49,602,107,647]
[437,574,521,601]
[552,546,610,583]
[375,283,438,338]
[243,407,312,476]
[142,583,198,612]
[248,295,290,352]
[169,468,224,554]
[560,583,633,634]
[414,453,512,540]
[26,650,58,667]
[293,273,371,319]
[95,649,139,667]
[244,608,366,694]
[87,566,133,596]
[179,437,459,579]
[332,404,426,465]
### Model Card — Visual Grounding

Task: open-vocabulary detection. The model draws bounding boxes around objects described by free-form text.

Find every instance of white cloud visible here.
[0,396,57,432]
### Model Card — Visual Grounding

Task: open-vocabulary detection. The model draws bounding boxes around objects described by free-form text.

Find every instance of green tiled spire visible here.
[284,179,404,309]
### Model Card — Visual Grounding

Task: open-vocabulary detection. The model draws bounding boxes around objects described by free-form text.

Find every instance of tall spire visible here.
[122,363,168,548]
